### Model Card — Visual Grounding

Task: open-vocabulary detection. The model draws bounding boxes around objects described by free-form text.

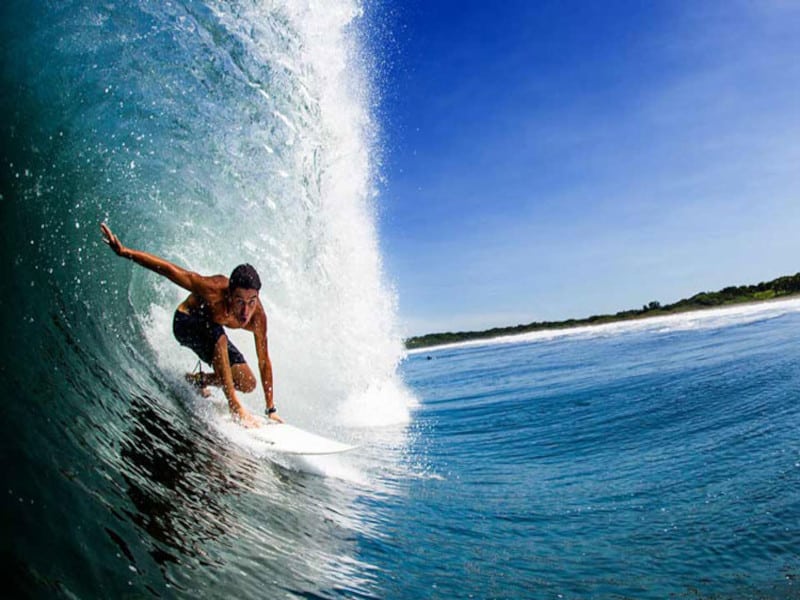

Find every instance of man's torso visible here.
[176,276,262,332]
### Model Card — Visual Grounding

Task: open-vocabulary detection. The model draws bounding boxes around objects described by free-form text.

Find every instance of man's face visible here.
[230,287,259,325]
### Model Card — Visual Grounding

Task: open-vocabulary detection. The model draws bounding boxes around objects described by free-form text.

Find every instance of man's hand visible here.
[100,223,127,257]
[236,409,262,429]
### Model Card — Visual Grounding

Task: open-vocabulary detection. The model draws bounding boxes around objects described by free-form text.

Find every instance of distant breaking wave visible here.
[408,297,800,353]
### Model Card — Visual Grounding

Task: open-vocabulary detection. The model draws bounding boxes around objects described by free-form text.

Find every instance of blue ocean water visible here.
[389,303,800,599]
[3,1,800,598]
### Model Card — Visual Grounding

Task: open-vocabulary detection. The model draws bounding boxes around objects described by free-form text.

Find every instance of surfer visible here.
[100,223,281,428]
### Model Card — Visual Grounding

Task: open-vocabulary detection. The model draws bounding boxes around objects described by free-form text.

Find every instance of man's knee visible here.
[240,372,257,393]
[235,365,257,393]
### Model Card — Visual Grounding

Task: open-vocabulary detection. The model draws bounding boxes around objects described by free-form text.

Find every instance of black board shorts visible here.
[172,309,246,367]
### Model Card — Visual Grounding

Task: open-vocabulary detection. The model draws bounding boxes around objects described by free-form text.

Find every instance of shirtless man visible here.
[100,223,280,428]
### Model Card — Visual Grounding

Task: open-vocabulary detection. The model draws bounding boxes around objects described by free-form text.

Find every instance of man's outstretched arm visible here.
[100,223,198,292]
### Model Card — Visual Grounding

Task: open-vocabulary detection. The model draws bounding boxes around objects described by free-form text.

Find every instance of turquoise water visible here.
[3,1,800,598]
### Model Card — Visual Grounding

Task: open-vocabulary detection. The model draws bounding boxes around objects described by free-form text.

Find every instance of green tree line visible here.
[405,272,800,350]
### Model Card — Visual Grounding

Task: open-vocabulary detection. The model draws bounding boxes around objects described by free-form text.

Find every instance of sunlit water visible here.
[393,299,800,599]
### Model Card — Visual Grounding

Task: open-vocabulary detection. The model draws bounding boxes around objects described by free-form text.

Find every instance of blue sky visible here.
[376,0,800,336]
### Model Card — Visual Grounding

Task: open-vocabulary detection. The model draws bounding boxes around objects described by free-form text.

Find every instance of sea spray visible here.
[119,0,414,429]
[3,0,413,429]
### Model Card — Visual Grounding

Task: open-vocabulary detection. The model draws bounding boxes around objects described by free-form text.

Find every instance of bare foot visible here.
[185,372,212,398]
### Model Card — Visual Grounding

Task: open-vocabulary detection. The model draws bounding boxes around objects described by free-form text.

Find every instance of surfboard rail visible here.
[250,419,357,455]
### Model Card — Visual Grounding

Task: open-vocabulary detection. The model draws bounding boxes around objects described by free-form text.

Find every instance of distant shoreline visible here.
[404,273,800,350]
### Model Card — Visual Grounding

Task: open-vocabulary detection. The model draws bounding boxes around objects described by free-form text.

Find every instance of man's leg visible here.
[197,363,256,393]
[204,334,256,393]
[176,309,257,394]
[185,328,256,394]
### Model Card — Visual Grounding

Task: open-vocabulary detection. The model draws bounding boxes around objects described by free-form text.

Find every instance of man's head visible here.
[228,264,261,325]
[229,263,261,292]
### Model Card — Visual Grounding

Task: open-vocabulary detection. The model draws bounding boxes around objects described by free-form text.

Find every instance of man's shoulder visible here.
[206,274,230,287]
[195,274,229,293]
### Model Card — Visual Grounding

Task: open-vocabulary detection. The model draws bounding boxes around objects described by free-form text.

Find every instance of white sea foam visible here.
[136,1,415,443]
[410,297,800,353]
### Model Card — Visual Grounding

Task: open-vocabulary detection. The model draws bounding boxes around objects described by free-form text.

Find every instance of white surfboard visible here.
[250,419,357,455]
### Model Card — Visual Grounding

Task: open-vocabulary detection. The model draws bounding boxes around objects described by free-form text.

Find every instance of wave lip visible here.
[98,0,416,430]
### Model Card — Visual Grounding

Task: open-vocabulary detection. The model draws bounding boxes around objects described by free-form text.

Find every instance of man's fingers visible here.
[236,411,261,429]
[100,223,116,243]
[99,223,122,253]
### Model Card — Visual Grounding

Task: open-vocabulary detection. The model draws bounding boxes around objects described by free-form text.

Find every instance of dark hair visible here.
[229,264,261,291]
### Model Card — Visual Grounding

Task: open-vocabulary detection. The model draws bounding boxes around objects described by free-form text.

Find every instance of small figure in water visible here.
[100,223,280,428]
